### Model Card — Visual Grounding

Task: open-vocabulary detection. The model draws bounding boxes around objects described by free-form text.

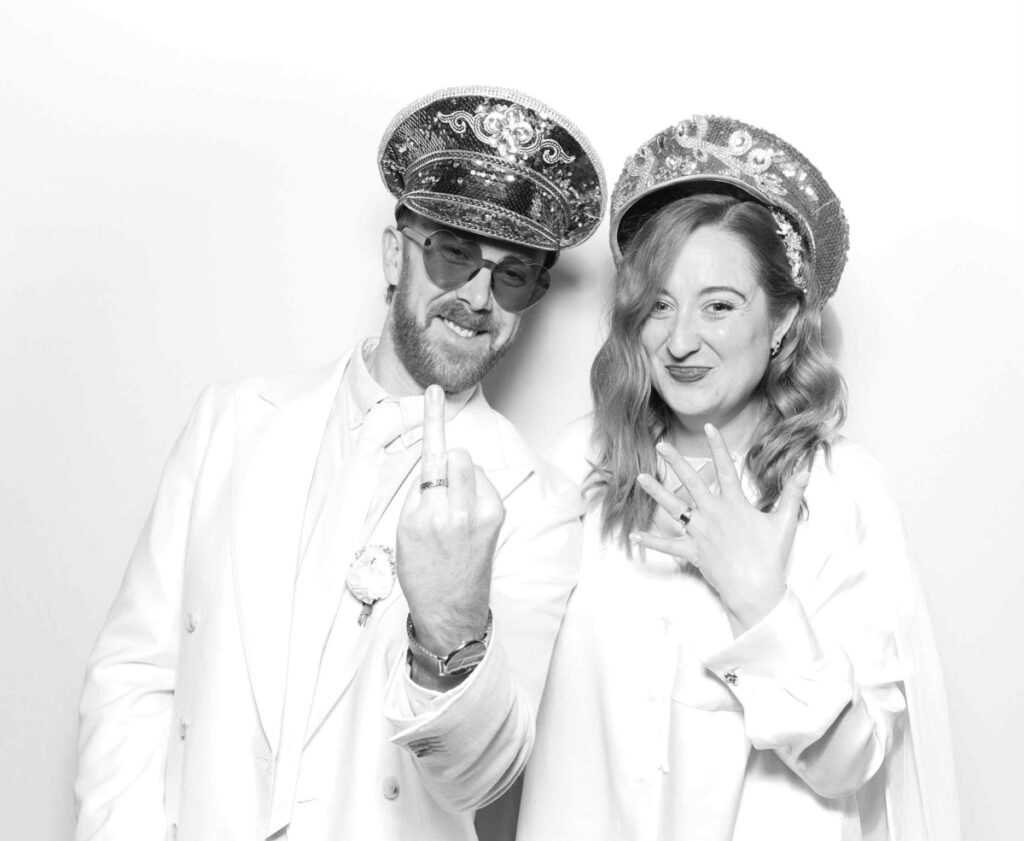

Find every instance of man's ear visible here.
[382,225,403,292]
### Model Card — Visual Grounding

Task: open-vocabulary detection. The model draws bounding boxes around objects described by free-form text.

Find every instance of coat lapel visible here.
[302,443,421,742]
[230,354,348,754]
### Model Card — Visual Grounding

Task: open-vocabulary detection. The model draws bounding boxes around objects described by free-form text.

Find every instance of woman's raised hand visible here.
[631,423,809,633]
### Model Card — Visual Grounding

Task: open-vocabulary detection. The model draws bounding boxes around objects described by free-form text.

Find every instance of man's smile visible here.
[439,317,484,340]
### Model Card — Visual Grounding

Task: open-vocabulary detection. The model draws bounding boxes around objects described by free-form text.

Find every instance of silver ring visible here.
[419,478,449,491]
[678,505,694,525]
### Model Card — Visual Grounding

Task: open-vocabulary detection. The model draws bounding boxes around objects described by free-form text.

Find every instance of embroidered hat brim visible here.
[379,86,606,252]
[609,115,849,302]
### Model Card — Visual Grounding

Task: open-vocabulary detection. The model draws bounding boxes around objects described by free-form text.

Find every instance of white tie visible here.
[357,398,404,451]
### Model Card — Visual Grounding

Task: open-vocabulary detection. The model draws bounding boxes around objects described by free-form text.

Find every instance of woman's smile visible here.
[664,365,711,383]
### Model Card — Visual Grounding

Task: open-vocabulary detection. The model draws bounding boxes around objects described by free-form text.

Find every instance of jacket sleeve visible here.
[74,386,219,840]
[702,444,910,799]
[383,460,583,812]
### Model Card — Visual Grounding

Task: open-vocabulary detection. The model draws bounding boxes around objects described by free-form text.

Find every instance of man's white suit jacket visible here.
[75,350,583,841]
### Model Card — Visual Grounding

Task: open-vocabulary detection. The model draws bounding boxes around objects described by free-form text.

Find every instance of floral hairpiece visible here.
[769,209,806,293]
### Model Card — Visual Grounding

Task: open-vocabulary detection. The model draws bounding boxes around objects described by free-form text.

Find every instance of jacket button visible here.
[382,776,400,800]
[186,612,198,633]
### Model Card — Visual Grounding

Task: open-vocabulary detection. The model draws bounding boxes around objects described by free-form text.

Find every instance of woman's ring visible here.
[678,505,694,525]
[420,478,449,491]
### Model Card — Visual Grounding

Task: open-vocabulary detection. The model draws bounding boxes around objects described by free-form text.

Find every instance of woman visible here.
[515,116,959,840]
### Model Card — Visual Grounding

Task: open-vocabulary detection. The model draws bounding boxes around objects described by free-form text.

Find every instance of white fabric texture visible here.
[74,345,582,841]
[516,417,960,841]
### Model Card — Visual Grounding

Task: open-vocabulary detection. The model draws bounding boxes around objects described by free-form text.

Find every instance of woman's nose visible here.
[666,311,701,358]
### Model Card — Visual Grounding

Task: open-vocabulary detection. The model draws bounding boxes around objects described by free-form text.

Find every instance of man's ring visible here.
[420,479,449,491]
[678,505,694,525]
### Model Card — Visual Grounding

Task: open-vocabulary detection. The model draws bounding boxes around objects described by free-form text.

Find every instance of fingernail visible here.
[704,423,717,436]
[655,441,668,454]
[628,533,640,543]
[427,384,443,404]
[636,474,651,485]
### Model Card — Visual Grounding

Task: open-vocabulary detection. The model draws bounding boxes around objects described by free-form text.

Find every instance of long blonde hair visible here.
[588,194,846,546]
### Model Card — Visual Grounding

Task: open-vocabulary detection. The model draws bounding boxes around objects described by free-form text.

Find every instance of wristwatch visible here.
[406,609,492,678]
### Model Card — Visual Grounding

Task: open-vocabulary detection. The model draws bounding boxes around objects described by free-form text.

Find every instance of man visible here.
[74,86,605,840]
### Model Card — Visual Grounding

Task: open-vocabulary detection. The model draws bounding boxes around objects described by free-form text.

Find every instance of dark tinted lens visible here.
[492,259,550,312]
[421,231,481,289]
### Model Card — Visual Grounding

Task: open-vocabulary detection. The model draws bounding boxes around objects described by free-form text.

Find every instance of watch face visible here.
[443,641,487,676]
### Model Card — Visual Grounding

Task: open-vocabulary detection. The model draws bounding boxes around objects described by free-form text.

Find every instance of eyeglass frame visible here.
[397,223,553,313]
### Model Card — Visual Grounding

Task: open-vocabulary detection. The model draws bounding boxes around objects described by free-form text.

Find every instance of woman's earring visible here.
[769,341,782,359]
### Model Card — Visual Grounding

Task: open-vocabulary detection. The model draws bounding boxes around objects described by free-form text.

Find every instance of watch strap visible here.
[406,609,493,677]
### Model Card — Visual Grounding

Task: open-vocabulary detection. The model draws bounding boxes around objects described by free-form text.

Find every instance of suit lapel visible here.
[303,444,421,742]
[230,354,348,754]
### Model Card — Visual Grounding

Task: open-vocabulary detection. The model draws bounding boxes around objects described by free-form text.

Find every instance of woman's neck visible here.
[665,398,766,459]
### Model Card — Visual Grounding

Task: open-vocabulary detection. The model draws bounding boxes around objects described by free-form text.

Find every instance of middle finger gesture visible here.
[396,385,504,657]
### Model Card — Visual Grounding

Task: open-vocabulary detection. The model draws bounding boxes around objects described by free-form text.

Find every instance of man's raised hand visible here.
[396,385,504,662]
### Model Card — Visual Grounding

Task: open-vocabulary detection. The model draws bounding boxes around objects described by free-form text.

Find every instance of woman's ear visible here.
[772,301,800,348]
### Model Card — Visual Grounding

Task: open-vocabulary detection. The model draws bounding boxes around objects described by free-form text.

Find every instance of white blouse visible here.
[516,419,960,841]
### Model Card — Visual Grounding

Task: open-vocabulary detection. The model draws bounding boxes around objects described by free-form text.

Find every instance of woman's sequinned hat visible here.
[379,86,606,253]
[609,115,849,302]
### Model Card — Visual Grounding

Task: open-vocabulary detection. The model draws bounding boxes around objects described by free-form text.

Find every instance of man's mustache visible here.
[429,300,495,334]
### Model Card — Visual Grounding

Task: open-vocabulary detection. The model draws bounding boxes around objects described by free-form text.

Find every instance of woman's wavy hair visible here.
[588,193,846,547]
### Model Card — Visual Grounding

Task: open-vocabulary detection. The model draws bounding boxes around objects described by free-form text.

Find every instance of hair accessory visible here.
[768,210,806,292]
[609,115,849,303]
[379,86,606,253]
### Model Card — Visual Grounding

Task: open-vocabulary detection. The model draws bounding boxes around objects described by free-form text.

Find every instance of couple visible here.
[74,87,959,841]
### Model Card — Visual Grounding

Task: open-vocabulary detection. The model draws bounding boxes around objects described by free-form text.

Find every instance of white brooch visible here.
[346,544,396,626]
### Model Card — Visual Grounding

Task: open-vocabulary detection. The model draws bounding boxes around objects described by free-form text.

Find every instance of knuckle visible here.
[449,508,470,530]
[423,451,447,469]
[480,500,506,528]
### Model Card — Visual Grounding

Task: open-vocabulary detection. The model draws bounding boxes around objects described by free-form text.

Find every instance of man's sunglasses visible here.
[398,225,551,313]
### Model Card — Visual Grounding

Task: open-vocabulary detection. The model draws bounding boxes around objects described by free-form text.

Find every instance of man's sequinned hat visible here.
[379,86,606,253]
[610,115,849,302]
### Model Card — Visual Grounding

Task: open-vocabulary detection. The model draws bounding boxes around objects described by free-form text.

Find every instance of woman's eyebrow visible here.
[699,284,747,299]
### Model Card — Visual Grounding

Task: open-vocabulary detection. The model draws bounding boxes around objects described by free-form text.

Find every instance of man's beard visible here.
[389,270,517,393]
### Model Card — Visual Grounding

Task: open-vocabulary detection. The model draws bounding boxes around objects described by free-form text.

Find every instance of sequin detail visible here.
[609,114,849,304]
[379,86,605,251]
[437,103,575,165]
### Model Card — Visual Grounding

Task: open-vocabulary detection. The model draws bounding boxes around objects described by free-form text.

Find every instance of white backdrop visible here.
[2,2,1021,838]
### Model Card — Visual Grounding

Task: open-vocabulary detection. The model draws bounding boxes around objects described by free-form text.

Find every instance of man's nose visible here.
[455,265,494,312]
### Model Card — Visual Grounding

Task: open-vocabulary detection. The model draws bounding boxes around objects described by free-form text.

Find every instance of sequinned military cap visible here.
[379,86,606,253]
[610,115,849,303]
